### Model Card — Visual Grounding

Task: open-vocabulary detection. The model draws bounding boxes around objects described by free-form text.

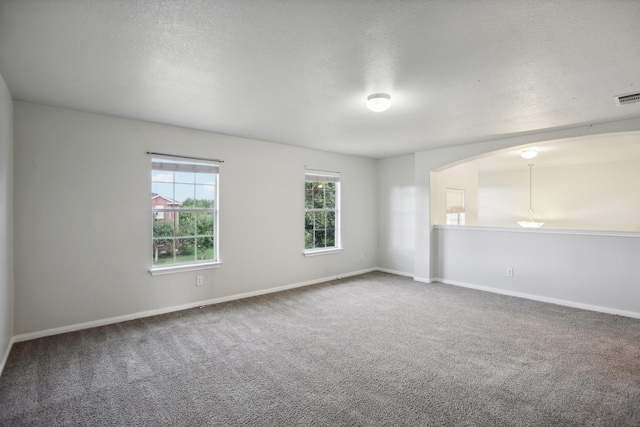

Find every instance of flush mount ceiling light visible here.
[517,163,544,228]
[366,93,391,112]
[520,148,538,159]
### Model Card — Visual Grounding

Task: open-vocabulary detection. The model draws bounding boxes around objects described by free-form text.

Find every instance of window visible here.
[446,188,465,225]
[304,170,341,254]
[151,155,219,273]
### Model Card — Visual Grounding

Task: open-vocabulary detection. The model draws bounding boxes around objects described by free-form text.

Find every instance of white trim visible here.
[13,268,377,343]
[0,337,16,379]
[377,268,414,278]
[413,276,432,284]
[435,225,640,239]
[303,248,343,257]
[434,278,640,320]
[150,261,221,276]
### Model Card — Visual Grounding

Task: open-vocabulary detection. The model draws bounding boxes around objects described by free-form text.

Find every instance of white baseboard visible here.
[13,268,378,343]
[434,278,640,320]
[0,336,15,379]
[376,268,414,278]
[413,276,432,284]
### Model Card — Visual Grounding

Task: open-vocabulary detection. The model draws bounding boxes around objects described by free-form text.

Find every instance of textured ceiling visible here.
[1,0,639,158]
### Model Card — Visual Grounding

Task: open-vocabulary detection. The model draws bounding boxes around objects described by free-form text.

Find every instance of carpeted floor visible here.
[1,272,639,426]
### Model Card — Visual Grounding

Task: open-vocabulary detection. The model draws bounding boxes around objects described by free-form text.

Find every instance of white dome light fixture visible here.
[520,148,538,159]
[366,93,391,112]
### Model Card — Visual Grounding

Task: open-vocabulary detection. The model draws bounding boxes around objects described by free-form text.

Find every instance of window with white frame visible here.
[151,155,219,271]
[446,188,465,225]
[304,170,341,253]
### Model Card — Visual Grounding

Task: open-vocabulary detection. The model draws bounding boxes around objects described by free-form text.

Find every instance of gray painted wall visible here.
[435,226,640,317]
[0,74,13,367]
[13,102,378,335]
[377,155,415,276]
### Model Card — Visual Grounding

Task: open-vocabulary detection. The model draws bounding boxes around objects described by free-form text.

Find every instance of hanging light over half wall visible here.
[517,163,544,228]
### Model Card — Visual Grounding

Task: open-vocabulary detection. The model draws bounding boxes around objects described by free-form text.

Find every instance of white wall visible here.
[478,160,640,231]
[377,155,415,276]
[431,161,478,226]
[0,74,13,369]
[435,226,640,317]
[13,102,378,335]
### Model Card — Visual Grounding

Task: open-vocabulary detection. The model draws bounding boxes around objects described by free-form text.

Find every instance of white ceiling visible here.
[1,0,639,159]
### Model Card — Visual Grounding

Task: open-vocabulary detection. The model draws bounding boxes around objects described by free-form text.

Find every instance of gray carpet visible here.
[1,272,639,426]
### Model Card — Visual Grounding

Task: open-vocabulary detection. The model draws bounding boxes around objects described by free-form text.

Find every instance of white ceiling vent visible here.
[614,92,640,106]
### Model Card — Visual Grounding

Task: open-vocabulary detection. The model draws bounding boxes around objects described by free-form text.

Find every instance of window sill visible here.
[303,248,343,257]
[150,261,222,276]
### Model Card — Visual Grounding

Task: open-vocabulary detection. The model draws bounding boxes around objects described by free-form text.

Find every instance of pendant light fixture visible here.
[517,163,544,228]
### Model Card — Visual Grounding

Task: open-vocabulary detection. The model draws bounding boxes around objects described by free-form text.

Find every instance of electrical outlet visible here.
[506,268,514,277]
[196,275,204,286]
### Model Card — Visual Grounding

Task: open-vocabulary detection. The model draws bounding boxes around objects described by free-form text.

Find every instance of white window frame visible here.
[150,154,221,275]
[304,169,342,256]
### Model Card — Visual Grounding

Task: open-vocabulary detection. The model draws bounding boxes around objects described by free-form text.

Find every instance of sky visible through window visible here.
[152,170,216,204]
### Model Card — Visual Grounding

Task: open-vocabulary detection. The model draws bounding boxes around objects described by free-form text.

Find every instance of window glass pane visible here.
[196,212,214,236]
[313,184,325,209]
[173,171,196,184]
[326,211,336,228]
[196,212,214,260]
[314,211,326,229]
[324,183,336,208]
[314,230,326,248]
[305,230,313,249]
[152,182,175,201]
[305,182,314,209]
[195,184,215,207]
[326,228,335,247]
[196,237,214,261]
[177,212,196,237]
[152,171,175,184]
[305,211,314,231]
[176,238,196,263]
[153,211,177,266]
[195,172,216,185]
[152,237,175,265]
[153,218,175,240]
[174,184,195,206]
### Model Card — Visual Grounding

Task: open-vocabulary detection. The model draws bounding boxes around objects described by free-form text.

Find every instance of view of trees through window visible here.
[305,179,339,250]
[152,157,218,267]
